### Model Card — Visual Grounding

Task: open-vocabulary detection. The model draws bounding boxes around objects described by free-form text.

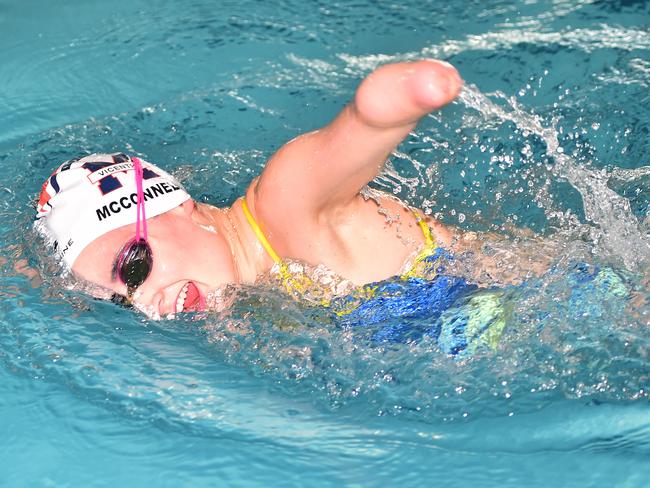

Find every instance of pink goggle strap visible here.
[131,156,148,241]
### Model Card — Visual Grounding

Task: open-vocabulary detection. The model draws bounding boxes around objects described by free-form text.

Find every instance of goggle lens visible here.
[116,238,153,295]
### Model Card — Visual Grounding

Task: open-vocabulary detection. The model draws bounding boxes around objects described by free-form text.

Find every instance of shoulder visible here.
[363,190,455,250]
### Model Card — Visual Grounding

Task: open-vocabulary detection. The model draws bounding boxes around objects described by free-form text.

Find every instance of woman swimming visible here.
[36,59,553,328]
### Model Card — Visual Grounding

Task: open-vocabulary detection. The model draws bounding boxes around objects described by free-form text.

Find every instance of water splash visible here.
[458,84,650,272]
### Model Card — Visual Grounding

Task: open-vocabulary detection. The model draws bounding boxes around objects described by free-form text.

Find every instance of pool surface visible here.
[1,0,649,486]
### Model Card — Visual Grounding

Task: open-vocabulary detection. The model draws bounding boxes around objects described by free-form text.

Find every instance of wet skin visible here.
[73,60,462,314]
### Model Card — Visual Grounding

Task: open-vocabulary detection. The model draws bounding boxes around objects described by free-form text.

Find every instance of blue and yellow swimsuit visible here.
[243,198,631,355]
[241,197,511,355]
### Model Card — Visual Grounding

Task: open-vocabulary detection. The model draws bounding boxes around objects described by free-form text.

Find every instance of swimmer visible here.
[35,59,545,319]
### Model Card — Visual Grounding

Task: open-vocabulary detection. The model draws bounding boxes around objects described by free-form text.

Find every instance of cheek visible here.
[151,242,188,278]
[191,233,236,280]
[153,231,235,283]
[208,239,236,279]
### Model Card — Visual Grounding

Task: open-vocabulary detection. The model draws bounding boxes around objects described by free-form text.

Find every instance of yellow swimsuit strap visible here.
[412,209,436,248]
[400,209,439,280]
[241,197,282,264]
[241,197,313,294]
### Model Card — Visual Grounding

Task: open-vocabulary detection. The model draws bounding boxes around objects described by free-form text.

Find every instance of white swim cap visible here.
[35,153,191,268]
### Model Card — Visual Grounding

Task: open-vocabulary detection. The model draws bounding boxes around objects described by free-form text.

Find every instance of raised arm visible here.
[253,60,462,215]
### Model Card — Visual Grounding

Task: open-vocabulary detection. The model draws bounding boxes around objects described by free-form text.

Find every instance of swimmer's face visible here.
[72,200,235,317]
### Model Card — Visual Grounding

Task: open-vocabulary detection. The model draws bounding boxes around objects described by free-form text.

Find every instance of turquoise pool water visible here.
[1,0,649,486]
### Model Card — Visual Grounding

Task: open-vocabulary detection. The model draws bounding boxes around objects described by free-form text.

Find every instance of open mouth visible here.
[175,281,205,313]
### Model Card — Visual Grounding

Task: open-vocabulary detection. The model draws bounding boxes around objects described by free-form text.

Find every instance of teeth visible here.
[176,282,190,313]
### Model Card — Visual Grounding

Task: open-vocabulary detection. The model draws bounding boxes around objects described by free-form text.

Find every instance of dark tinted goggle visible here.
[114,237,153,298]
[111,156,152,304]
